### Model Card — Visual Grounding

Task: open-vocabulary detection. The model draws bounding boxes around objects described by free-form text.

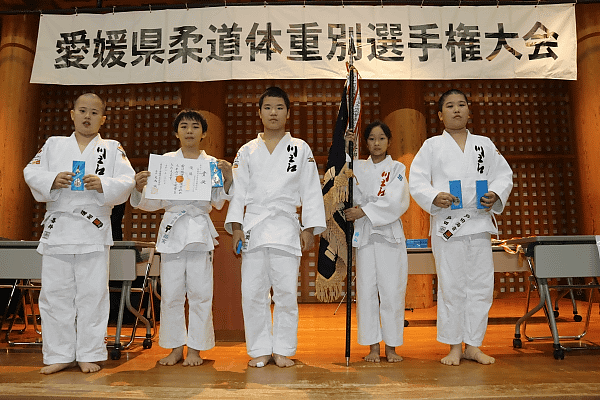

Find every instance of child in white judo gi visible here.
[131,110,233,366]
[225,87,326,368]
[409,89,513,366]
[23,93,135,374]
[344,120,410,363]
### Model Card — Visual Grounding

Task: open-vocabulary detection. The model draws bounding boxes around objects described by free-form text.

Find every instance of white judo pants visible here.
[432,232,494,347]
[241,247,300,358]
[39,251,109,365]
[159,250,215,351]
[356,235,408,347]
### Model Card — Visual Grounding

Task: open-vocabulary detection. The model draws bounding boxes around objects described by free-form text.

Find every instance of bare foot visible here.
[384,345,403,363]
[159,346,184,366]
[78,362,101,373]
[273,353,294,368]
[441,343,463,366]
[364,343,381,363]
[463,345,495,365]
[248,354,271,368]
[183,348,204,366]
[39,361,77,374]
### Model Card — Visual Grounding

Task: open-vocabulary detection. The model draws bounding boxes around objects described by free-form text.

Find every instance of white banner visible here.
[30,4,577,84]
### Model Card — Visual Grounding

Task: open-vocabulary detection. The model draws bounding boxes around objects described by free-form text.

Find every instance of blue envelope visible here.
[449,180,463,210]
[476,180,489,209]
[210,162,223,188]
[72,161,85,191]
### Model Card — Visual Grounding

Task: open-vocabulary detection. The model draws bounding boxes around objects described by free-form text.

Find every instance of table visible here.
[505,235,600,359]
[407,246,525,274]
[0,240,156,360]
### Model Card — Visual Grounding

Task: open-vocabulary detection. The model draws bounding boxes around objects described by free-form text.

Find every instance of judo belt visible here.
[437,212,472,241]
[73,208,109,230]
[352,217,400,248]
[242,204,298,250]
[159,205,216,247]
[41,207,109,239]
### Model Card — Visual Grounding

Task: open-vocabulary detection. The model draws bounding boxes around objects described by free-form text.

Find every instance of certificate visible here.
[145,154,212,201]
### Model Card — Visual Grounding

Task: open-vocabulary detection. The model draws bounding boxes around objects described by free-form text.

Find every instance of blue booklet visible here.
[72,161,85,191]
[210,162,223,188]
[449,180,463,210]
[476,180,489,209]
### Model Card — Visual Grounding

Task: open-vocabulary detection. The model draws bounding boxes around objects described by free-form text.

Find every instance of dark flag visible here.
[316,66,360,302]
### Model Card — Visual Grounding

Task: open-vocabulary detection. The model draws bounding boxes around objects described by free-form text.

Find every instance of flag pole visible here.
[345,34,356,367]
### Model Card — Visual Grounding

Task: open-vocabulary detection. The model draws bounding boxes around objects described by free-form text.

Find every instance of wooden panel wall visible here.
[32,79,577,303]
[423,80,579,239]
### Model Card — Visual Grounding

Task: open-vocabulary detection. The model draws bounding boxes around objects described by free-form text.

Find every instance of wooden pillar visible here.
[181,81,244,341]
[571,4,600,235]
[380,80,433,309]
[0,15,41,240]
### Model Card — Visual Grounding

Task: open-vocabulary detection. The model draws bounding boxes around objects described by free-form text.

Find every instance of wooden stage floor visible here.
[2,296,600,399]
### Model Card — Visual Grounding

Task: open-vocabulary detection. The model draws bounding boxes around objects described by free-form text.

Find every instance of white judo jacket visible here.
[23,133,135,252]
[130,149,231,254]
[225,133,326,256]
[409,130,513,238]
[352,155,410,247]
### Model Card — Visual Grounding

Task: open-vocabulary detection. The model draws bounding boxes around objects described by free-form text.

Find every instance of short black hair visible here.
[438,89,469,112]
[363,120,392,144]
[259,86,290,110]
[172,109,208,133]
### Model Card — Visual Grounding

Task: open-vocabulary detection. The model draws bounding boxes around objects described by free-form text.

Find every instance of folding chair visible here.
[107,242,159,360]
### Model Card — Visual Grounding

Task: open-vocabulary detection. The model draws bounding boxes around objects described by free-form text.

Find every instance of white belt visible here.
[243,204,298,233]
[165,204,208,218]
[238,204,299,252]
[159,206,215,247]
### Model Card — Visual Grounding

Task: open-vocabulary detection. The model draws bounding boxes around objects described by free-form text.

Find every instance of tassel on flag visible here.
[316,65,361,303]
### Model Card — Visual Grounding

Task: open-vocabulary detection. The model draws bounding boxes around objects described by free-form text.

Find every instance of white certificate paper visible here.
[145,154,211,201]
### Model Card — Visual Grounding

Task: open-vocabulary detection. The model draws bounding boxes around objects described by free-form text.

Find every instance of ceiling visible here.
[0,0,290,13]
[0,0,592,14]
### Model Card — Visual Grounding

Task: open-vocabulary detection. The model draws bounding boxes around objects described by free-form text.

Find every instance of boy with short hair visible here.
[225,86,326,368]
[24,93,135,374]
[131,109,233,367]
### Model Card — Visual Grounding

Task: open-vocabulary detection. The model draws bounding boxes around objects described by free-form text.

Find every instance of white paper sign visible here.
[30,4,577,84]
[145,154,211,201]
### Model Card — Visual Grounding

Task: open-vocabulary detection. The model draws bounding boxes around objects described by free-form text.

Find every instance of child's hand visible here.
[217,160,233,193]
[480,191,499,210]
[344,130,356,143]
[301,228,315,252]
[217,160,232,180]
[433,192,459,208]
[135,171,151,193]
[344,206,365,221]
[232,228,244,255]
[344,130,356,154]
[83,174,103,193]
[51,172,74,189]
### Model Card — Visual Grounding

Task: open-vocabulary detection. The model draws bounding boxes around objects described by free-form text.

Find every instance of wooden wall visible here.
[28,78,579,303]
